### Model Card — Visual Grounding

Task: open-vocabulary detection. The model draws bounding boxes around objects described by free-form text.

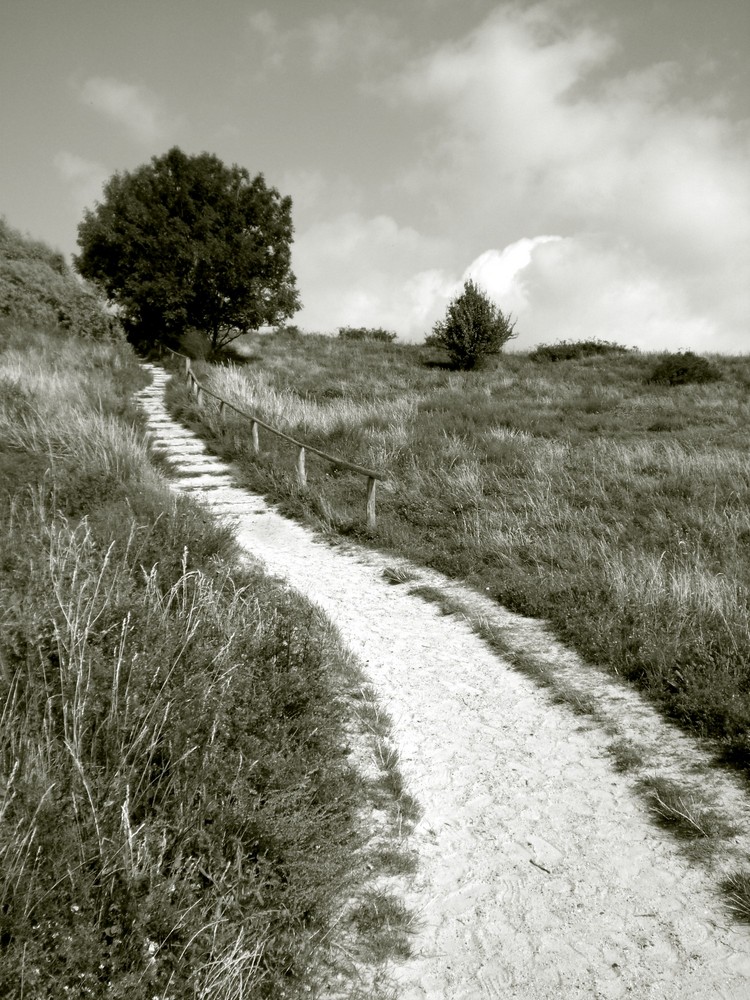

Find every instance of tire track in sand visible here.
[138,364,750,1000]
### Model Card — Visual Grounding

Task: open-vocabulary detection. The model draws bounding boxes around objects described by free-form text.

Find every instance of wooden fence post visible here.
[366,477,377,530]
[296,446,307,487]
[251,421,259,454]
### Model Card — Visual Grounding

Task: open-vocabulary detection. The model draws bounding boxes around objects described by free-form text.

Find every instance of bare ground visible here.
[138,365,750,999]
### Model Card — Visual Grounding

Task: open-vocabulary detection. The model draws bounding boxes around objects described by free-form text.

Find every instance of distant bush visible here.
[429,280,516,370]
[530,339,632,362]
[646,351,722,386]
[338,326,397,343]
[0,218,122,341]
[277,323,302,337]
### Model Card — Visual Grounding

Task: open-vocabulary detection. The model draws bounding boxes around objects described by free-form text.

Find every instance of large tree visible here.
[75,147,300,351]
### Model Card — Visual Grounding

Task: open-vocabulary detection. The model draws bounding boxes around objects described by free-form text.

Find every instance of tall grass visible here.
[168,332,750,766]
[0,321,410,998]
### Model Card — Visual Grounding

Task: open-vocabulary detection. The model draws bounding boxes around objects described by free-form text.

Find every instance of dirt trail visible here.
[138,365,750,999]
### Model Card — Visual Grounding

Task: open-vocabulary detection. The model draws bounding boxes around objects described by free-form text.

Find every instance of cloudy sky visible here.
[2,0,749,349]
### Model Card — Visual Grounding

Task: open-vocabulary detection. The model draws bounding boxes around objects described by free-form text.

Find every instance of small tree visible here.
[75,147,300,353]
[429,280,516,370]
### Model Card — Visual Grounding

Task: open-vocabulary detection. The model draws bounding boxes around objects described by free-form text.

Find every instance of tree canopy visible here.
[74,147,300,352]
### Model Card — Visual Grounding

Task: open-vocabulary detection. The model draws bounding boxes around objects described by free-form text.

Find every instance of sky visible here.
[2,0,749,350]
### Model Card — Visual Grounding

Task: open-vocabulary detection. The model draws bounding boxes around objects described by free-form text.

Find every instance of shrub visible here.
[338,326,397,343]
[530,339,632,362]
[0,218,122,341]
[428,280,516,370]
[277,323,302,337]
[646,351,722,386]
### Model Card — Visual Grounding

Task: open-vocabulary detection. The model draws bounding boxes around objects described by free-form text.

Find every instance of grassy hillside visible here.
[167,331,750,768]
[0,234,413,997]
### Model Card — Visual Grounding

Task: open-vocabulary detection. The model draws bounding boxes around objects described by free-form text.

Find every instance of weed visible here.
[408,584,459,616]
[607,737,645,773]
[366,844,419,878]
[350,891,414,962]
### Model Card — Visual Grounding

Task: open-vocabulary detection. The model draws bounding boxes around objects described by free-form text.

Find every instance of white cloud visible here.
[278,168,365,228]
[472,235,718,351]
[244,9,404,78]
[378,1,750,350]
[306,11,404,74]
[292,212,450,335]
[78,76,172,142]
[463,238,562,311]
[246,10,287,72]
[53,151,108,211]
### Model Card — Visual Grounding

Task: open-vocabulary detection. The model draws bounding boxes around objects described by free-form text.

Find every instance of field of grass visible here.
[0,299,418,995]
[166,331,750,772]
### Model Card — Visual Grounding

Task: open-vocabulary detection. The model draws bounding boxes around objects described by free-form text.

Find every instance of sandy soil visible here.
[138,365,750,999]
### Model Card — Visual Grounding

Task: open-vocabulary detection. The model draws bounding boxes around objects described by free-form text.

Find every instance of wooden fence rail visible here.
[162,348,385,529]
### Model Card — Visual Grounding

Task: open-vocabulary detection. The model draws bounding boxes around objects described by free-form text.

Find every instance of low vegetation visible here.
[338,326,397,343]
[529,339,632,362]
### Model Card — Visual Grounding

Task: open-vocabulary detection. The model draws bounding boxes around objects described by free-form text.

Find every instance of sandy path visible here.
[138,365,750,999]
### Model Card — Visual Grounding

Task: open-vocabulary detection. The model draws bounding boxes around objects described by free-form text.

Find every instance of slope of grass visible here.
[166,332,750,768]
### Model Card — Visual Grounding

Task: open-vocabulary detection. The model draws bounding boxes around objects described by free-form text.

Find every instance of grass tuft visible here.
[638,776,739,840]
[721,869,750,923]
[349,891,414,962]
[382,565,418,585]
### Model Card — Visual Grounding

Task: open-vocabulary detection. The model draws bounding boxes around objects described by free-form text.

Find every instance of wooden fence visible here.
[162,349,386,529]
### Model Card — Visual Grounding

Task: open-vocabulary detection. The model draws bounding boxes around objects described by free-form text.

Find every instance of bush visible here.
[0,218,122,341]
[646,351,722,386]
[276,323,302,338]
[338,326,397,343]
[428,280,516,370]
[530,339,632,362]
